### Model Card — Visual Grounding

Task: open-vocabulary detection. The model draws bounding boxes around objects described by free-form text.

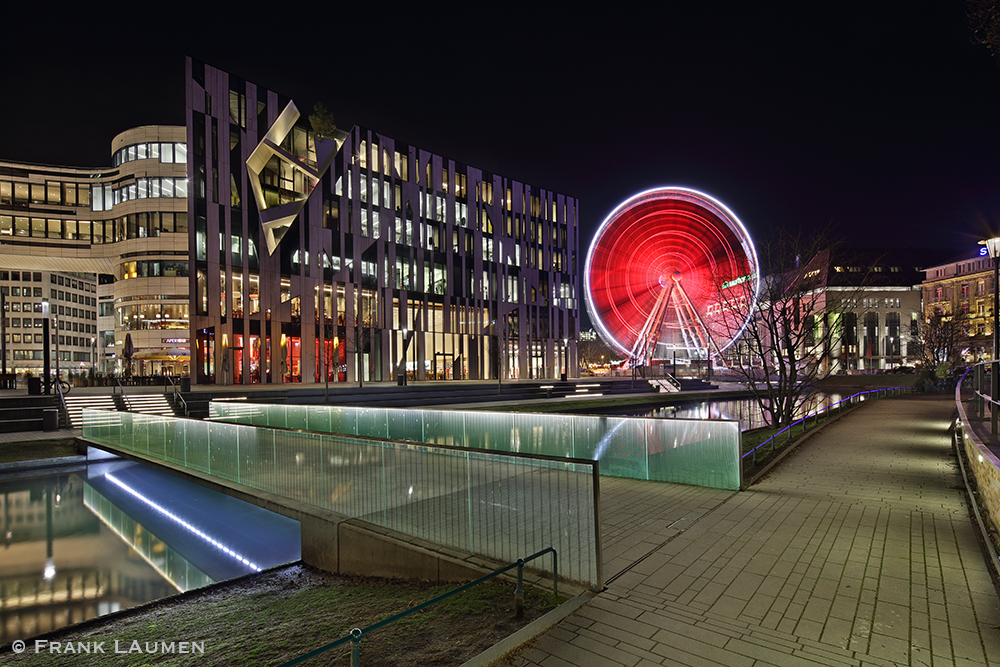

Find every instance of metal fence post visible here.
[515,559,525,618]
[350,628,362,667]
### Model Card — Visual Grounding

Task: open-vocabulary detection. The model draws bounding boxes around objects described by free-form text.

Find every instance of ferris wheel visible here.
[584,187,759,367]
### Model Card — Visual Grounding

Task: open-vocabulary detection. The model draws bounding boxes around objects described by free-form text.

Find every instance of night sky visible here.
[3,2,1000,261]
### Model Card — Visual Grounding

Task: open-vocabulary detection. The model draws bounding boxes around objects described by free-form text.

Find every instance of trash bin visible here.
[27,377,41,395]
[180,377,191,392]
[397,374,406,386]
[42,409,58,431]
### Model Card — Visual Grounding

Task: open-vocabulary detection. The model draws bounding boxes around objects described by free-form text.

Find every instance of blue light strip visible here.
[105,472,263,572]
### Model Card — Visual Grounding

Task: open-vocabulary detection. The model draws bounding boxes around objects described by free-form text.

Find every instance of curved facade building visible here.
[0,126,189,379]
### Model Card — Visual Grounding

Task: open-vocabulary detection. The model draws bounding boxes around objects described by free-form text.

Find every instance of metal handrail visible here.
[275,547,559,667]
[166,376,188,417]
[114,376,131,411]
[53,376,69,428]
[742,385,913,465]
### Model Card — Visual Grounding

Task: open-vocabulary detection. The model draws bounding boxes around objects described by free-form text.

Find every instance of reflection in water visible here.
[636,394,843,431]
[1,460,300,643]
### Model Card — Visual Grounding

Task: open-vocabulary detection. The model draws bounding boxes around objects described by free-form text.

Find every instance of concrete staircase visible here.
[120,393,176,418]
[63,394,118,429]
[0,395,60,432]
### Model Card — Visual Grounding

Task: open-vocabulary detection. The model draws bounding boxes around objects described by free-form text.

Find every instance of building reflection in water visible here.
[639,393,843,431]
[1,458,300,642]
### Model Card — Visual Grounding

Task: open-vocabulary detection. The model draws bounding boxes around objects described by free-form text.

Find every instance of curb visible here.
[458,591,597,667]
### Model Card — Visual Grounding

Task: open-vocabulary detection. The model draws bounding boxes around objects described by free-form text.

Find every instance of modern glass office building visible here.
[186,59,579,386]
[0,60,580,386]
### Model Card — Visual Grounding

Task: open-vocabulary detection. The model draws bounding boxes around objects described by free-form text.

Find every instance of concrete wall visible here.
[955,395,1000,540]
[958,422,1000,539]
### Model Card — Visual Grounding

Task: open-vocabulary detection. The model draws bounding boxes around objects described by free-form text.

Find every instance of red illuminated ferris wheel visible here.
[584,187,759,366]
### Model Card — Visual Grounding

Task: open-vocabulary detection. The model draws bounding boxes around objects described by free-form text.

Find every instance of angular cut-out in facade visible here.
[246,101,340,255]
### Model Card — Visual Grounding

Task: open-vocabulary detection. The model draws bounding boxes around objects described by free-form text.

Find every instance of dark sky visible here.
[3,2,1000,259]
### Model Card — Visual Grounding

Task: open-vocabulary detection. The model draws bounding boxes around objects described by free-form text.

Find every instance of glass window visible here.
[162,178,174,198]
[161,143,174,163]
[0,216,11,235]
[15,217,29,236]
[174,143,187,164]
[46,183,60,204]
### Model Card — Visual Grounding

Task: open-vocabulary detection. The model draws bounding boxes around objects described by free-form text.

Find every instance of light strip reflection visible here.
[105,473,263,572]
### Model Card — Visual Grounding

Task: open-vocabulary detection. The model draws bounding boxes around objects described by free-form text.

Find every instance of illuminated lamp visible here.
[980,236,1000,441]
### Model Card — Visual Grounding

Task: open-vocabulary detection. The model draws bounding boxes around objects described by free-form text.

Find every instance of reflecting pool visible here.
[0,458,300,642]
[629,393,844,431]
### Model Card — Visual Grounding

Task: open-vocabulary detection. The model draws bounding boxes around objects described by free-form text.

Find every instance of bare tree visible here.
[912,307,969,369]
[578,333,622,369]
[970,0,1000,66]
[713,228,871,428]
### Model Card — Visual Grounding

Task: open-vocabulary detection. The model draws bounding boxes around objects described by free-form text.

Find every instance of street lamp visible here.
[980,236,1000,441]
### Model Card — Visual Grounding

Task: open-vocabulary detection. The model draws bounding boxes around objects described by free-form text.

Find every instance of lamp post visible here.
[980,237,1000,441]
[41,300,50,394]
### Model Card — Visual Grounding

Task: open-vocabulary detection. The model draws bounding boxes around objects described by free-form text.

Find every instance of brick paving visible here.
[505,395,1000,666]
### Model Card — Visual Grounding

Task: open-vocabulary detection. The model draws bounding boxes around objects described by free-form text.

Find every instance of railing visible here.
[81,409,601,588]
[276,548,559,667]
[742,385,913,465]
[53,377,69,429]
[166,376,188,417]
[208,402,743,491]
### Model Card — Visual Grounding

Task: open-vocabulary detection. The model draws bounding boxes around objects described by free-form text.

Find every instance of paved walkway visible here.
[507,395,1000,666]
